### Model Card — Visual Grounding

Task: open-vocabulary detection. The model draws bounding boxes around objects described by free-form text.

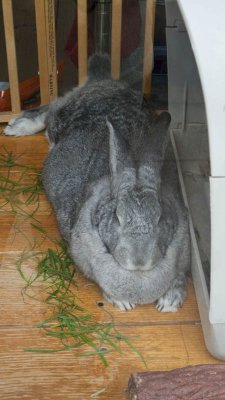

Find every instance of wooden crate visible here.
[0,0,155,123]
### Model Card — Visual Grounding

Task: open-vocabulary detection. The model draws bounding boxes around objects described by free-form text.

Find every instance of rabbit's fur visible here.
[5,54,191,311]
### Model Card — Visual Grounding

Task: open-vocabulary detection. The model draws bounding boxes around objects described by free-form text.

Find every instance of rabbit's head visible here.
[95,113,171,272]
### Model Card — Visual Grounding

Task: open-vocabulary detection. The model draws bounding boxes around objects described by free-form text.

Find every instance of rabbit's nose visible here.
[133,253,155,271]
[134,258,146,268]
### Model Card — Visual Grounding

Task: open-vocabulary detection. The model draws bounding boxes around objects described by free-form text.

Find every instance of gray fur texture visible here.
[5,54,191,311]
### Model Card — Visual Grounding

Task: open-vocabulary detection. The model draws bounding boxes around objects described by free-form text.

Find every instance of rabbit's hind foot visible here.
[155,274,187,313]
[103,293,135,311]
[4,116,44,136]
[4,107,48,136]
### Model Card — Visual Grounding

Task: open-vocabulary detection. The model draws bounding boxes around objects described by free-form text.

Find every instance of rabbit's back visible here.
[46,79,155,151]
[42,79,155,239]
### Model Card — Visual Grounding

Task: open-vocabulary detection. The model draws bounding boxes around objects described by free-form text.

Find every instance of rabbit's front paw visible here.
[103,293,135,311]
[155,273,187,313]
[155,287,185,313]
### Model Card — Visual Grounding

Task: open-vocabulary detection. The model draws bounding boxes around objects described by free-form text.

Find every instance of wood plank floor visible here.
[0,126,223,400]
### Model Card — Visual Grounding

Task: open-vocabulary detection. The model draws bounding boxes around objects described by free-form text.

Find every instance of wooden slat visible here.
[77,0,88,85]
[44,0,57,100]
[34,0,57,104]
[111,0,122,80]
[0,112,20,123]
[34,0,49,104]
[142,0,156,96]
[2,0,20,114]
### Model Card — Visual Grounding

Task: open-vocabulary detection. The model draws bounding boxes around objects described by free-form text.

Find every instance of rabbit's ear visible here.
[138,112,171,189]
[106,119,136,193]
[149,112,171,157]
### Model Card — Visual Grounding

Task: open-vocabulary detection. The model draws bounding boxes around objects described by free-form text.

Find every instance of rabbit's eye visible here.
[115,204,125,225]
[126,214,132,225]
[156,214,161,224]
[119,210,132,226]
[115,210,122,225]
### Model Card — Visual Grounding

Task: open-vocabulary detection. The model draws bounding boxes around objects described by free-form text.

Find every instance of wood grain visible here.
[44,0,58,100]
[142,0,156,96]
[111,0,122,80]
[1,0,20,115]
[77,0,88,85]
[0,133,48,168]
[0,213,60,252]
[34,0,49,105]
[34,0,58,104]
[0,326,219,400]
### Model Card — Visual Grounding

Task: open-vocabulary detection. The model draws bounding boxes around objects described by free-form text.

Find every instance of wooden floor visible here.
[0,127,222,400]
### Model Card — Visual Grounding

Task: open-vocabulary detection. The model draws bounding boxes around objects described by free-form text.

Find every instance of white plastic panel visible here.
[176,0,225,177]
[209,177,225,323]
[166,26,206,129]
[167,0,225,359]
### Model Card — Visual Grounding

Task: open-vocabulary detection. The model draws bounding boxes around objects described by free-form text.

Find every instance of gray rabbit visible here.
[5,54,191,311]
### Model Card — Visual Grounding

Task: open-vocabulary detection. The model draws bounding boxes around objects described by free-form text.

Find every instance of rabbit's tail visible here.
[4,104,49,136]
[87,53,111,81]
